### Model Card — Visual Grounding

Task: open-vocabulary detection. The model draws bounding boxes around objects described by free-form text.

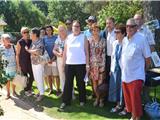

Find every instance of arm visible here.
[16,42,21,71]
[145,57,151,71]
[53,44,62,57]
[62,43,67,71]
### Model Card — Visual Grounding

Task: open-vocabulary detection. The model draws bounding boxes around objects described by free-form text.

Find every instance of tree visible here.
[143,1,160,50]
[98,1,142,29]
[0,0,47,32]
[48,1,89,29]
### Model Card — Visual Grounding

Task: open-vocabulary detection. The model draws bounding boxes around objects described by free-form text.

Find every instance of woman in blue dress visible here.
[0,34,17,99]
[108,24,127,115]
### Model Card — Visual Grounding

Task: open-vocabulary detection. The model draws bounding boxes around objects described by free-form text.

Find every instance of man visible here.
[16,27,34,96]
[65,19,73,35]
[134,13,156,103]
[101,17,116,84]
[121,18,151,120]
[134,13,155,51]
[84,16,97,39]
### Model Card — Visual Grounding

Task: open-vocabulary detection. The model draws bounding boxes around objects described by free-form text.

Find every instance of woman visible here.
[16,27,34,96]
[108,24,127,115]
[58,20,89,111]
[25,28,45,102]
[43,25,60,96]
[0,34,17,99]
[88,23,106,107]
[53,25,67,94]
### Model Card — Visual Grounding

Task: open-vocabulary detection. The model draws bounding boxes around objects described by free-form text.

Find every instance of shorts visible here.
[44,62,59,76]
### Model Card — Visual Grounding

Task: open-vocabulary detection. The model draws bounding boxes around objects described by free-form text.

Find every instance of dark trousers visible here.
[62,64,86,105]
[22,68,34,91]
[105,55,111,84]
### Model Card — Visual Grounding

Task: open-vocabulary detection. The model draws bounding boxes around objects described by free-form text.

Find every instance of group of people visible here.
[0,11,155,120]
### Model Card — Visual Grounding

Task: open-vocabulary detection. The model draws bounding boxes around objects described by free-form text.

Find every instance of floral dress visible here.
[88,37,106,82]
[0,45,16,80]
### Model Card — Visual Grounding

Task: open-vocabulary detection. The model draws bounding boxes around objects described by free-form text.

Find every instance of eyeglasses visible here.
[66,23,72,25]
[23,31,29,34]
[88,20,95,23]
[126,25,136,28]
[73,26,80,28]
[114,31,121,34]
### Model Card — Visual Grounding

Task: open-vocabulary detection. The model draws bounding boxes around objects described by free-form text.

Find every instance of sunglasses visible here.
[23,31,29,34]
[66,23,72,25]
[114,31,121,34]
[126,25,136,28]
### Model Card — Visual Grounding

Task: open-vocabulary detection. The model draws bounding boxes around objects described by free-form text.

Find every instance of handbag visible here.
[12,72,28,88]
[96,83,108,98]
[39,50,50,65]
[144,99,160,120]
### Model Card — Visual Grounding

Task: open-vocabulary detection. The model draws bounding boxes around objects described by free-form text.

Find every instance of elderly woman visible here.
[0,34,17,99]
[53,25,67,94]
[58,20,89,111]
[16,27,34,96]
[88,23,106,107]
[25,28,45,102]
[109,24,127,115]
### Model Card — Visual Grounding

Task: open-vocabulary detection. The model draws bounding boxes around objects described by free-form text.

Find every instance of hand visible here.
[57,52,63,57]
[86,66,90,75]
[25,46,28,50]
[48,60,52,64]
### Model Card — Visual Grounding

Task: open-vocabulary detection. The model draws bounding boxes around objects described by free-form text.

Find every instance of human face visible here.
[106,19,114,32]
[126,23,137,38]
[22,30,30,39]
[87,20,95,29]
[3,38,11,47]
[134,14,143,27]
[72,22,81,35]
[92,27,100,37]
[30,32,37,41]
[66,22,72,30]
[46,27,53,36]
[40,29,46,38]
[58,26,67,39]
[115,29,124,41]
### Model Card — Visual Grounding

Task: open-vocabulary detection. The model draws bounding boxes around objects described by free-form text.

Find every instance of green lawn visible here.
[16,82,160,120]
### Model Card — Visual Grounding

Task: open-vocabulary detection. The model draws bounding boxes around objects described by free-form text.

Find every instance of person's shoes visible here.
[48,90,54,96]
[80,102,85,106]
[58,103,66,112]
[34,93,40,98]
[12,92,18,97]
[56,91,62,97]
[99,101,104,107]
[110,105,122,113]
[72,94,76,100]
[5,95,11,100]
[118,109,127,116]
[36,95,44,102]
[93,100,99,107]
[24,91,32,97]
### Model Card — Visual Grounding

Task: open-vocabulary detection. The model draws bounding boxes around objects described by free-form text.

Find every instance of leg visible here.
[130,80,143,119]
[62,65,75,105]
[122,82,132,113]
[75,65,86,103]
[6,81,10,99]
[48,75,53,92]
[92,80,99,106]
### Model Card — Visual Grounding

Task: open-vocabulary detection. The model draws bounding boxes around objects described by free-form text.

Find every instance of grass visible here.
[15,81,160,120]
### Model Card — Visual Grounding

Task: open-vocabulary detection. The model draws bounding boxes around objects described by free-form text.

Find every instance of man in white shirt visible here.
[121,18,151,120]
[101,17,116,84]
[134,13,155,51]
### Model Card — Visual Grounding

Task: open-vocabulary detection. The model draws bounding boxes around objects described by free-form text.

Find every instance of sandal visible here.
[110,105,122,113]
[119,109,127,116]
[5,95,11,100]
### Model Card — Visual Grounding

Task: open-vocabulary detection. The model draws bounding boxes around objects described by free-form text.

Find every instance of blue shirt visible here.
[84,29,92,40]
[43,35,57,59]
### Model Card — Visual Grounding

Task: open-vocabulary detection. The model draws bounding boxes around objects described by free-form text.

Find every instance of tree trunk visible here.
[143,1,160,50]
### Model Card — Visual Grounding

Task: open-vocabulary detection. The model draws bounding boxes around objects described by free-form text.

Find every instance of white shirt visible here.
[66,33,86,64]
[121,32,151,83]
[138,25,155,45]
[106,29,116,56]
[111,40,122,72]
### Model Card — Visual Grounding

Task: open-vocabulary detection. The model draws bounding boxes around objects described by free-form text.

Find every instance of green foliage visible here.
[0,0,47,32]
[48,1,89,29]
[98,1,142,29]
